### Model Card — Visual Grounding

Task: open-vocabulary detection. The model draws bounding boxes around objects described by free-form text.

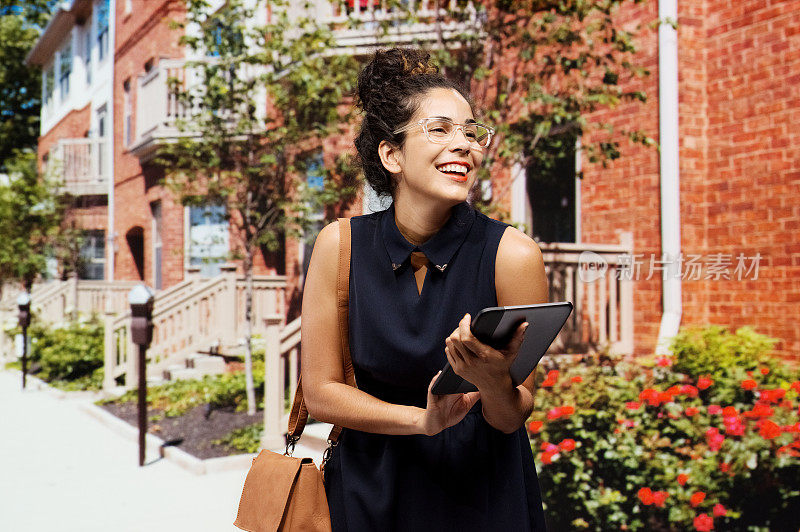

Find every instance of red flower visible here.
[547,408,562,420]
[693,513,714,531]
[723,416,745,437]
[719,462,730,473]
[626,401,642,410]
[637,487,654,505]
[541,442,558,453]
[658,392,675,404]
[782,422,800,434]
[708,405,722,415]
[761,388,786,403]
[656,356,672,367]
[681,385,700,397]
[685,407,700,417]
[652,490,669,507]
[690,491,706,507]
[528,421,543,433]
[677,474,689,486]
[559,439,576,452]
[741,379,757,391]
[541,370,559,387]
[697,376,714,390]
[759,419,782,439]
[705,428,725,451]
[722,406,738,417]
[790,381,800,393]
[713,503,727,517]
[540,452,553,465]
[570,375,583,383]
[760,366,770,375]
[744,403,773,419]
[639,388,659,406]
[561,405,575,416]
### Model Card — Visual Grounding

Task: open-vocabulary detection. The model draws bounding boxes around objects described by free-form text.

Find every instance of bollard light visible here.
[128,284,155,347]
[17,292,31,390]
[128,284,155,466]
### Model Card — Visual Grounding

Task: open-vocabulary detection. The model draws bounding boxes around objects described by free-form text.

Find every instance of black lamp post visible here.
[17,292,31,390]
[129,284,155,466]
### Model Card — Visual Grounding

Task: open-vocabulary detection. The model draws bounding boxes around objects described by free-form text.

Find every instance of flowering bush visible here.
[529,326,799,530]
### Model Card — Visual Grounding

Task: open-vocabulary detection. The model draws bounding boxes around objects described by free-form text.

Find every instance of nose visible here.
[450,125,472,152]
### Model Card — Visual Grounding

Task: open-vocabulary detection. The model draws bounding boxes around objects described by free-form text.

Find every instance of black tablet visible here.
[431,302,573,395]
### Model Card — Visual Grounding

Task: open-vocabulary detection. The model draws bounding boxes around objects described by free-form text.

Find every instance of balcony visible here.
[128,59,189,160]
[48,138,110,196]
[298,0,480,51]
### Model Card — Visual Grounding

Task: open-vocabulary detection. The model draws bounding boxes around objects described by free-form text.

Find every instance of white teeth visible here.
[437,163,468,175]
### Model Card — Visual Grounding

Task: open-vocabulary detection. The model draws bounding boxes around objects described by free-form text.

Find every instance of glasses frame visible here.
[392,117,495,149]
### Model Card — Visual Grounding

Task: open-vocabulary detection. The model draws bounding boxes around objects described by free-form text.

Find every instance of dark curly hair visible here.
[354,48,473,198]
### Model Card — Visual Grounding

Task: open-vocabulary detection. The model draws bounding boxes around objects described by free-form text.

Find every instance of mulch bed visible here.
[100,401,262,460]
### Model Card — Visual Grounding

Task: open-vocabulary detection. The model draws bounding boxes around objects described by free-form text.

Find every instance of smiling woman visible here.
[300,48,549,531]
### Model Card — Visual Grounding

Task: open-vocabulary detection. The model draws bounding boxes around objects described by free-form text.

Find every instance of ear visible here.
[378,139,403,175]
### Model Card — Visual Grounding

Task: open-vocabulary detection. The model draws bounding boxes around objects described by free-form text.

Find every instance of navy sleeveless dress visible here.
[323,200,548,531]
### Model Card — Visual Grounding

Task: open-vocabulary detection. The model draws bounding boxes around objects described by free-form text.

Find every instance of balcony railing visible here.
[48,138,109,196]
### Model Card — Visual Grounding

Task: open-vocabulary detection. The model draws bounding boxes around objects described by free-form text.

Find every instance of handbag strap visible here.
[286,217,356,446]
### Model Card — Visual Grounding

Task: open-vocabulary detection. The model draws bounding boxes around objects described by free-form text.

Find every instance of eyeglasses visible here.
[393,117,494,148]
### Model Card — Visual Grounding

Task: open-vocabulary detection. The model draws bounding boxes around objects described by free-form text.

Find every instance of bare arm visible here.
[481,226,548,433]
[300,221,479,436]
[444,226,548,434]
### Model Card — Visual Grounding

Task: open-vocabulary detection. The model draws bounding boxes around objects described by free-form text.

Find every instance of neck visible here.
[393,196,456,246]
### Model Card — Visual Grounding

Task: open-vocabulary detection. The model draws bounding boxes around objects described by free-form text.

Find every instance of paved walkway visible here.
[0,369,322,531]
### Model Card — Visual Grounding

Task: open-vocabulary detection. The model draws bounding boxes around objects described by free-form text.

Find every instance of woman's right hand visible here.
[420,371,481,436]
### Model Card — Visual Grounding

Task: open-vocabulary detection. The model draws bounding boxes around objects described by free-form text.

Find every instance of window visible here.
[189,205,229,277]
[84,25,92,86]
[96,0,109,61]
[207,19,244,57]
[96,105,107,180]
[526,132,578,243]
[59,40,72,100]
[123,79,133,146]
[79,230,105,280]
[43,65,55,110]
[152,202,163,289]
[301,151,326,280]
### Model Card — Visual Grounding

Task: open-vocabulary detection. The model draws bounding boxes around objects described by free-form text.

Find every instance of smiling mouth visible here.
[435,163,470,182]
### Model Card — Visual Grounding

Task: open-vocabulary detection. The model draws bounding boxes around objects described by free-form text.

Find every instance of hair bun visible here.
[356,48,438,110]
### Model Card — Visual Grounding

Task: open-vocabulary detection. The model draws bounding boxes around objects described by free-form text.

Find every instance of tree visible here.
[389,0,655,221]
[159,0,360,415]
[0,0,55,171]
[0,151,63,295]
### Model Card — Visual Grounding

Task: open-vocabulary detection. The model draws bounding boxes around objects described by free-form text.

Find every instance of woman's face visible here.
[384,87,484,207]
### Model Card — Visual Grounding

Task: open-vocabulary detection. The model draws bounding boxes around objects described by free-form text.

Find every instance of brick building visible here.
[27,0,800,362]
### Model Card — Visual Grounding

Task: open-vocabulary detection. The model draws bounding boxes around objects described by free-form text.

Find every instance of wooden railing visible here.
[48,138,110,196]
[262,315,303,448]
[104,272,288,390]
[291,0,480,51]
[540,232,634,355]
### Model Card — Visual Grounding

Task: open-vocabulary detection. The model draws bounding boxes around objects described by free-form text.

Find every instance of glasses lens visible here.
[473,125,491,147]
[423,119,491,147]
[425,119,454,140]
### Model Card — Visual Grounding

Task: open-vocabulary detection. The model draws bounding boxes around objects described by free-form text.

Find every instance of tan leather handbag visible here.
[234,218,356,532]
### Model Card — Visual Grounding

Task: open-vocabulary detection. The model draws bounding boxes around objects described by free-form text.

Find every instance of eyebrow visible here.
[431,115,478,124]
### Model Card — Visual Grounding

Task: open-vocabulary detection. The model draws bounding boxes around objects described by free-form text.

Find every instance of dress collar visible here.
[381,201,476,273]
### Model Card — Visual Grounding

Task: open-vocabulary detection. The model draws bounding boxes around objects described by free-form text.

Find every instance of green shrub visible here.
[100,359,266,417]
[29,317,104,383]
[529,326,800,531]
[213,423,263,453]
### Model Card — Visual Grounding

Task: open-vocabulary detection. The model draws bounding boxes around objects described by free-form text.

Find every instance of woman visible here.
[300,48,549,531]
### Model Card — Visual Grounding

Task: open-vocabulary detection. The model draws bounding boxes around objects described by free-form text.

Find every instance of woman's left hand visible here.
[444,313,529,392]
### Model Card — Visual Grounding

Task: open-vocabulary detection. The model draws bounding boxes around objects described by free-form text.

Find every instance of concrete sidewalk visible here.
[0,370,323,531]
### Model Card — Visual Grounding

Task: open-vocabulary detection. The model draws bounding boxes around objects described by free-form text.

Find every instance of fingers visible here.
[503,321,530,355]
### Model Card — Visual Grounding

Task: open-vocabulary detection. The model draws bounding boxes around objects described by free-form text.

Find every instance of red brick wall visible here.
[702,0,800,363]
[113,0,185,287]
